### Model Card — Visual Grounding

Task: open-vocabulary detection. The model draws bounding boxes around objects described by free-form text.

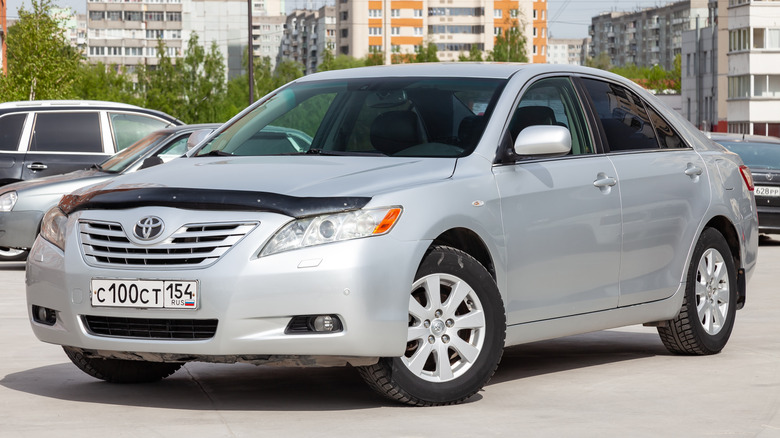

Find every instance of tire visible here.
[657,228,738,355]
[0,247,28,262]
[358,246,505,406]
[63,346,183,383]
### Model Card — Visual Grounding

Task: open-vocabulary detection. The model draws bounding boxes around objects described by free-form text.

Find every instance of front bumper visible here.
[26,211,425,360]
[0,210,43,249]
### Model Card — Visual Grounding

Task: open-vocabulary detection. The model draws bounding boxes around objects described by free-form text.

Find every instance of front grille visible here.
[79,220,258,269]
[83,315,218,340]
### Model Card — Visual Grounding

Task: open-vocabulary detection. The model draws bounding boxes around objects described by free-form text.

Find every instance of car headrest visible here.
[370,111,423,155]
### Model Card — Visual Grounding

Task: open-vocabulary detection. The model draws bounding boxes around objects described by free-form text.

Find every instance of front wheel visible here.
[63,347,183,383]
[657,228,738,355]
[358,246,505,406]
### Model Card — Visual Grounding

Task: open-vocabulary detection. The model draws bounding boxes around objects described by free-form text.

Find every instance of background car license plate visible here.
[755,186,780,197]
[91,279,199,309]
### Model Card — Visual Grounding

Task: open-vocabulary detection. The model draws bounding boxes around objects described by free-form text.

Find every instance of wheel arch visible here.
[430,227,496,280]
[702,215,746,308]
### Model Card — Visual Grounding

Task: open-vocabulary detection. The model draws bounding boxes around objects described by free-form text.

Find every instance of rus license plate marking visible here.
[91,279,199,309]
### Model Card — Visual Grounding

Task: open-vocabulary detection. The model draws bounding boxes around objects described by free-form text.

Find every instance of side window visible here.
[509,77,593,155]
[155,134,190,161]
[110,112,172,151]
[644,104,687,149]
[30,112,102,153]
[581,78,659,151]
[0,113,27,151]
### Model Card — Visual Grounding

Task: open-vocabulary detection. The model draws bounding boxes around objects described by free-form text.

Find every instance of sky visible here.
[5,0,678,40]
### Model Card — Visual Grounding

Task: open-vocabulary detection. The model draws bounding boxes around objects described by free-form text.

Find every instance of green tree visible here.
[459,44,484,62]
[273,60,305,88]
[135,39,184,119]
[415,42,440,63]
[488,19,528,62]
[0,0,82,100]
[72,62,141,105]
[586,52,612,70]
[179,34,227,123]
[318,47,365,72]
[364,50,385,66]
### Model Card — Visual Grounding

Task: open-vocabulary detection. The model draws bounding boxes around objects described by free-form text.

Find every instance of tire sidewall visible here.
[686,229,737,353]
[387,247,505,404]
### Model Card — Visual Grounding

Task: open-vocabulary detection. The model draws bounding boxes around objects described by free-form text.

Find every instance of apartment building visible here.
[253,14,286,69]
[336,0,546,64]
[726,0,780,135]
[86,0,286,79]
[279,6,336,74]
[589,0,709,71]
[1,0,6,74]
[547,37,589,65]
[681,0,725,132]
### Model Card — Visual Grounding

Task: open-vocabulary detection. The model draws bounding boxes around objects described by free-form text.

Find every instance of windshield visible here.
[100,132,168,172]
[719,141,780,170]
[195,77,505,158]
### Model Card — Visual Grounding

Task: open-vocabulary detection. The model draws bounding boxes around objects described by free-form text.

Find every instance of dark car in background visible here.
[0,100,182,187]
[710,133,780,236]
[0,124,219,262]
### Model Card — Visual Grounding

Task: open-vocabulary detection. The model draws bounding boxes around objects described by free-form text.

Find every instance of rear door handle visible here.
[26,163,48,171]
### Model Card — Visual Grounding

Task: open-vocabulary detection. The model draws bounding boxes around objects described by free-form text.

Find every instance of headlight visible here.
[40,206,68,251]
[260,207,402,257]
[0,191,17,212]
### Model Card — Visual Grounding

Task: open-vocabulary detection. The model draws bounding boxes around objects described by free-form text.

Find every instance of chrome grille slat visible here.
[79,220,258,269]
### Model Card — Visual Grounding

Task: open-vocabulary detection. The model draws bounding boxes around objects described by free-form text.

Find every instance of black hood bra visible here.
[59,187,371,219]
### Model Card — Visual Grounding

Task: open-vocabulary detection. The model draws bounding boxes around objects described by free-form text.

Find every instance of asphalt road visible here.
[2,238,779,437]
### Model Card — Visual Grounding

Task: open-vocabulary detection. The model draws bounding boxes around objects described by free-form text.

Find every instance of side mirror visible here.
[139,156,164,170]
[186,129,213,150]
[514,125,572,157]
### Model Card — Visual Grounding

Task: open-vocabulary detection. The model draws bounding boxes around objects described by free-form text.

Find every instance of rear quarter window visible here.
[0,113,28,151]
[29,112,103,153]
[110,112,172,151]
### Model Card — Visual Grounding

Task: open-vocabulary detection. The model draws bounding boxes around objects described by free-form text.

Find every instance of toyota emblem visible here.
[133,216,164,241]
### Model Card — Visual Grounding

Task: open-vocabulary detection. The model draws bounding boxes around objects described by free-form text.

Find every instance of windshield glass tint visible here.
[100,132,167,172]
[195,77,505,158]
[720,141,780,170]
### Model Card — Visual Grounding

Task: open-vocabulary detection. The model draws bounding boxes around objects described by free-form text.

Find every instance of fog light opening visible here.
[285,314,343,334]
[32,305,57,326]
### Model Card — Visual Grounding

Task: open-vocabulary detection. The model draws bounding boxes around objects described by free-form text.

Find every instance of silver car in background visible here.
[26,64,758,406]
[0,124,219,261]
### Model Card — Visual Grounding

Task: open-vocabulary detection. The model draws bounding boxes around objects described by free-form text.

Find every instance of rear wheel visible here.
[657,228,737,355]
[358,246,505,406]
[63,346,183,383]
[0,247,28,262]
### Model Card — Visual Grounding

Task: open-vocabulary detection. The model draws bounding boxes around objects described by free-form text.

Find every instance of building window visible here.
[124,11,142,21]
[533,9,537,19]
[533,27,537,37]
[391,27,400,35]
[369,27,382,35]
[414,9,423,17]
[106,11,122,21]
[754,75,780,97]
[341,11,348,20]
[510,9,518,18]
[729,28,749,52]
[753,28,780,49]
[391,45,400,52]
[166,12,181,21]
[369,45,382,52]
[146,29,164,39]
[414,27,422,36]
[533,45,537,55]
[391,9,400,17]
[341,29,348,38]
[494,27,501,36]
[145,12,164,21]
[494,9,502,18]
[369,9,382,17]
[728,75,750,98]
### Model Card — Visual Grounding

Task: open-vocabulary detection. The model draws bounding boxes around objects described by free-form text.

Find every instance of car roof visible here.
[706,132,780,145]
[153,123,222,135]
[295,62,622,82]
[0,100,183,124]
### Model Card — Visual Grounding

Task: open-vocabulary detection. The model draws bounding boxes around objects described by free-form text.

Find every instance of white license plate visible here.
[755,186,780,197]
[91,279,199,309]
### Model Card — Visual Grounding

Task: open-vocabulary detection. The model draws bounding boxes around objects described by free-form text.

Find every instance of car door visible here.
[579,77,711,307]
[21,111,109,181]
[494,76,622,325]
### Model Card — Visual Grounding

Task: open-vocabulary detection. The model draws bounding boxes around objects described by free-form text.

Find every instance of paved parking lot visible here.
[2,239,779,437]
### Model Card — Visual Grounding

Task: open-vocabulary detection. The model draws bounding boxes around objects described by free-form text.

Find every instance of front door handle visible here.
[685,163,703,180]
[593,172,617,194]
[26,163,48,171]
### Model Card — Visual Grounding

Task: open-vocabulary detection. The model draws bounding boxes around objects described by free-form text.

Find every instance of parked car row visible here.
[22,64,758,406]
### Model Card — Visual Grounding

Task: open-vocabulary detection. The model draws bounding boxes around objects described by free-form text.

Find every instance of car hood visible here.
[1,169,109,195]
[81,156,458,198]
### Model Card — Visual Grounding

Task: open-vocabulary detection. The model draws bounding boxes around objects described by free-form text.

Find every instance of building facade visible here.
[681,0,726,132]
[726,0,780,135]
[336,0,546,64]
[86,0,287,79]
[589,0,709,71]
[279,6,336,74]
[547,37,589,65]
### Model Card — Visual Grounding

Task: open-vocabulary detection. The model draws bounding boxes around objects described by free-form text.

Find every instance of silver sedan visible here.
[26,64,758,406]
